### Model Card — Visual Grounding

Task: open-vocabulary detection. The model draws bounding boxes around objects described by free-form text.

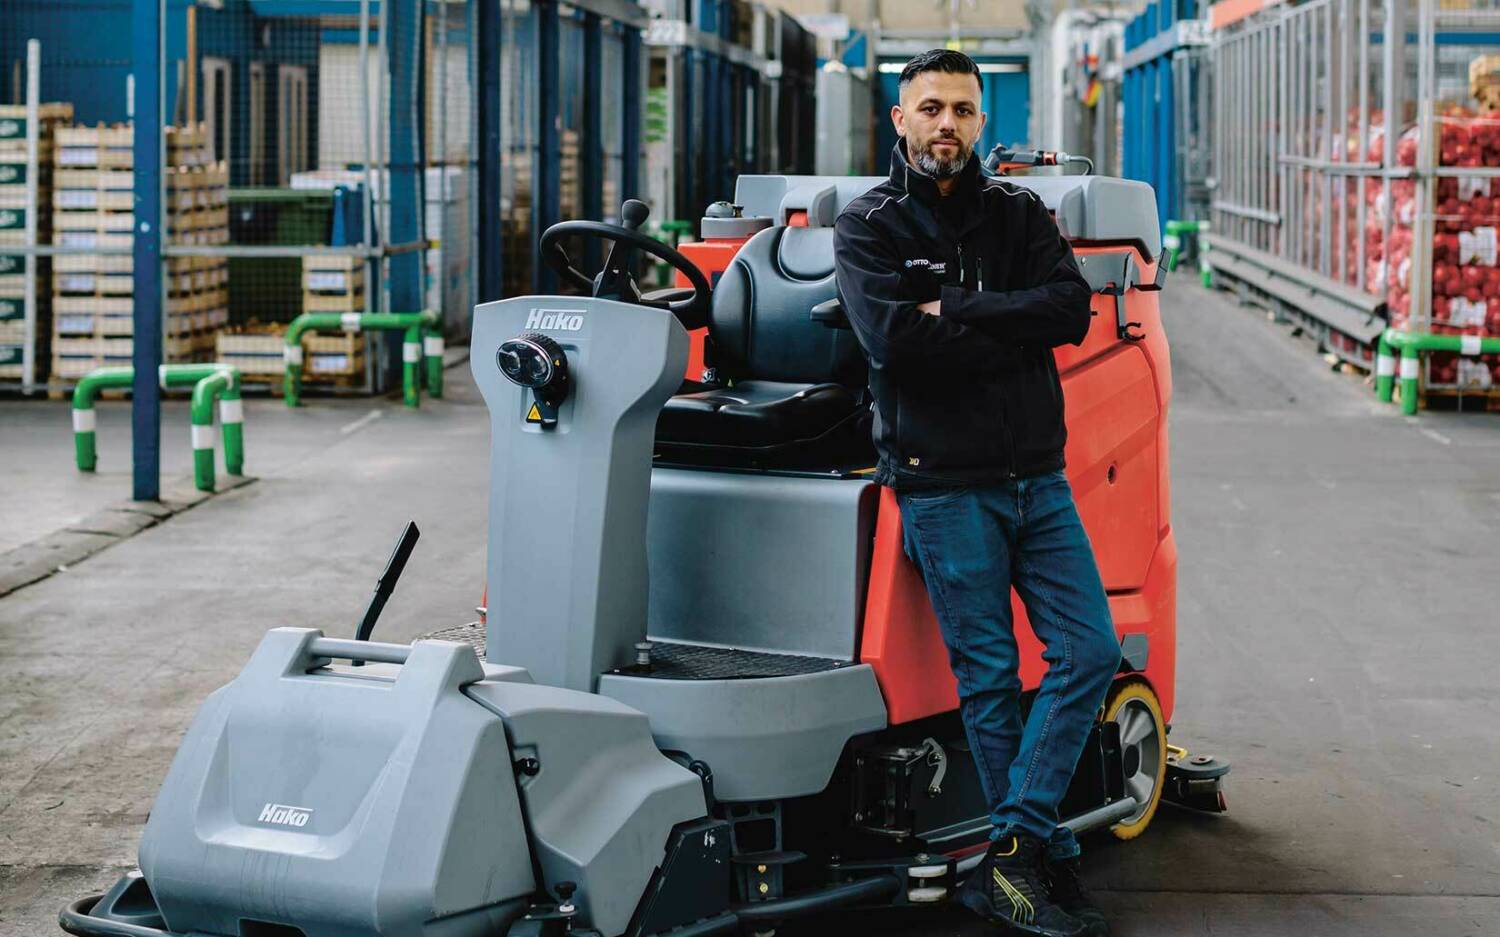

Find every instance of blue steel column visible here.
[622,25,642,200]
[582,11,604,269]
[533,0,561,294]
[477,0,503,301]
[131,0,163,501]
[387,0,424,381]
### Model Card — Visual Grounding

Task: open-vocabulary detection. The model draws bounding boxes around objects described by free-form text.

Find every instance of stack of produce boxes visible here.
[0,103,71,381]
[1372,109,1500,396]
[49,124,229,381]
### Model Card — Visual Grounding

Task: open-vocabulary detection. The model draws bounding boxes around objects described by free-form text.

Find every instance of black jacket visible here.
[834,142,1093,489]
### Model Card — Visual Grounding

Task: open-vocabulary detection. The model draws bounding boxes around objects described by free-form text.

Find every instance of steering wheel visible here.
[539,200,712,330]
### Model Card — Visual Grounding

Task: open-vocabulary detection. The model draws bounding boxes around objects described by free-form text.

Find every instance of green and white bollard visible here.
[72,364,242,488]
[190,368,243,492]
[1399,346,1422,416]
[284,310,438,408]
[1375,331,1397,402]
[424,329,445,399]
[71,366,134,472]
[402,323,423,408]
[1375,328,1500,416]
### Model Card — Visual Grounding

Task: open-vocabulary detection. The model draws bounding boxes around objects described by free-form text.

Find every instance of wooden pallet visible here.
[55,272,226,301]
[55,125,133,170]
[53,230,130,251]
[1419,384,1500,411]
[52,123,210,171]
[53,210,133,235]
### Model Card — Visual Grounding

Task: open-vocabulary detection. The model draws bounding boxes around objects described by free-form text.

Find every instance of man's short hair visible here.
[898,49,984,95]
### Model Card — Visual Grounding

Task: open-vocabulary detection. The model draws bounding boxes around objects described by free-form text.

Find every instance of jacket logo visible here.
[525,309,585,331]
[904,258,947,275]
[258,803,312,828]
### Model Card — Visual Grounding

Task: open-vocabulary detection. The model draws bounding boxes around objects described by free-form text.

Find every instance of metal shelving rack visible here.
[1207,0,1500,390]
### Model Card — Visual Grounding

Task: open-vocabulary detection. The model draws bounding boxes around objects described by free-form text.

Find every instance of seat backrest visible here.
[708,225,866,386]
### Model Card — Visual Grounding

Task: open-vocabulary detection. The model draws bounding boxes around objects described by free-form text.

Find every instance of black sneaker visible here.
[1044,853,1109,937]
[957,835,1087,937]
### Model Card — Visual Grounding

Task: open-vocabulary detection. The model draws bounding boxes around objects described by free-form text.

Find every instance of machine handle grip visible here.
[308,637,412,666]
[810,297,851,329]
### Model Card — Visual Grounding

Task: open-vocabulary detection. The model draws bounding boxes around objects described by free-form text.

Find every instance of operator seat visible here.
[654,217,873,468]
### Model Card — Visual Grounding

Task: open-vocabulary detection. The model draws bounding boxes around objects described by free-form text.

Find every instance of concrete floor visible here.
[2,282,1498,936]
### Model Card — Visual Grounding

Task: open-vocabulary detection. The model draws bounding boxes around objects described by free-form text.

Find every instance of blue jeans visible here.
[898,471,1120,851]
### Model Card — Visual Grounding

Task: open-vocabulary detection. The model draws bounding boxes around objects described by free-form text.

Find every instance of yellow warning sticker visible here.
[526,403,543,423]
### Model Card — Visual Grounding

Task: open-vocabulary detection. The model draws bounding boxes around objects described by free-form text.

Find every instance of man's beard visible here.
[911,136,971,178]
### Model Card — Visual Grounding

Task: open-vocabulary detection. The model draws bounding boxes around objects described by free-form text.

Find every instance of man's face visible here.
[893,70,986,179]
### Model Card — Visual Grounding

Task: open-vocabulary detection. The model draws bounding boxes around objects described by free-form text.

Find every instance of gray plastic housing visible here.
[647,469,877,659]
[471,295,690,691]
[465,681,708,936]
[731,173,1162,256]
[1015,175,1164,257]
[701,214,773,239]
[599,665,888,801]
[137,628,535,937]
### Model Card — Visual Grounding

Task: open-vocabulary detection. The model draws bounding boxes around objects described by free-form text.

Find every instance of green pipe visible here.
[400,322,423,408]
[1376,329,1500,415]
[221,384,244,477]
[72,367,134,471]
[1197,221,1213,289]
[1162,220,1198,273]
[73,364,241,478]
[1162,220,1213,286]
[1375,330,1398,402]
[190,368,234,494]
[424,328,445,399]
[284,311,438,408]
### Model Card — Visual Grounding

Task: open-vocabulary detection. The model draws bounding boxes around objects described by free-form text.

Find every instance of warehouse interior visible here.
[1,2,1498,937]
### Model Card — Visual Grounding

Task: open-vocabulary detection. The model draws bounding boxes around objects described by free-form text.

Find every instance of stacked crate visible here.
[503,129,583,296]
[1353,106,1500,403]
[299,255,364,382]
[0,103,71,380]
[48,124,229,381]
[214,255,367,388]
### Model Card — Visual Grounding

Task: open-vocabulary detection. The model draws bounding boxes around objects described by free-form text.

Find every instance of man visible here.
[833,50,1122,937]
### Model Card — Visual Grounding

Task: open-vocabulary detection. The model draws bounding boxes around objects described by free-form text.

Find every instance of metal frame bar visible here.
[622,24,642,202]
[21,40,40,392]
[1210,0,1429,350]
[533,0,561,294]
[131,0,165,501]
[477,0,503,303]
[582,10,605,267]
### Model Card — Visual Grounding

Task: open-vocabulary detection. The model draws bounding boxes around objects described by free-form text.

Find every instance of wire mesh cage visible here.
[1211,0,1500,404]
[1,0,478,393]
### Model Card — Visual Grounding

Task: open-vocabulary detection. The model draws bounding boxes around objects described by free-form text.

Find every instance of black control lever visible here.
[595,199,651,302]
[351,521,421,665]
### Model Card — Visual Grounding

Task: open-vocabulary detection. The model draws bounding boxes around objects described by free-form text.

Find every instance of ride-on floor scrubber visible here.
[61,169,1228,937]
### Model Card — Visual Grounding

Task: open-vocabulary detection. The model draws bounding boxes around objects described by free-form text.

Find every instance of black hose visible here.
[731,874,903,925]
[59,897,171,937]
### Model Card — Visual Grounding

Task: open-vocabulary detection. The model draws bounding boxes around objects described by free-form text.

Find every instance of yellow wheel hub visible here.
[1105,679,1168,841]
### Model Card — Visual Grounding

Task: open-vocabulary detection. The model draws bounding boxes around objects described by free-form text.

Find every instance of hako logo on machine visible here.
[258,803,312,828]
[525,309,586,332]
